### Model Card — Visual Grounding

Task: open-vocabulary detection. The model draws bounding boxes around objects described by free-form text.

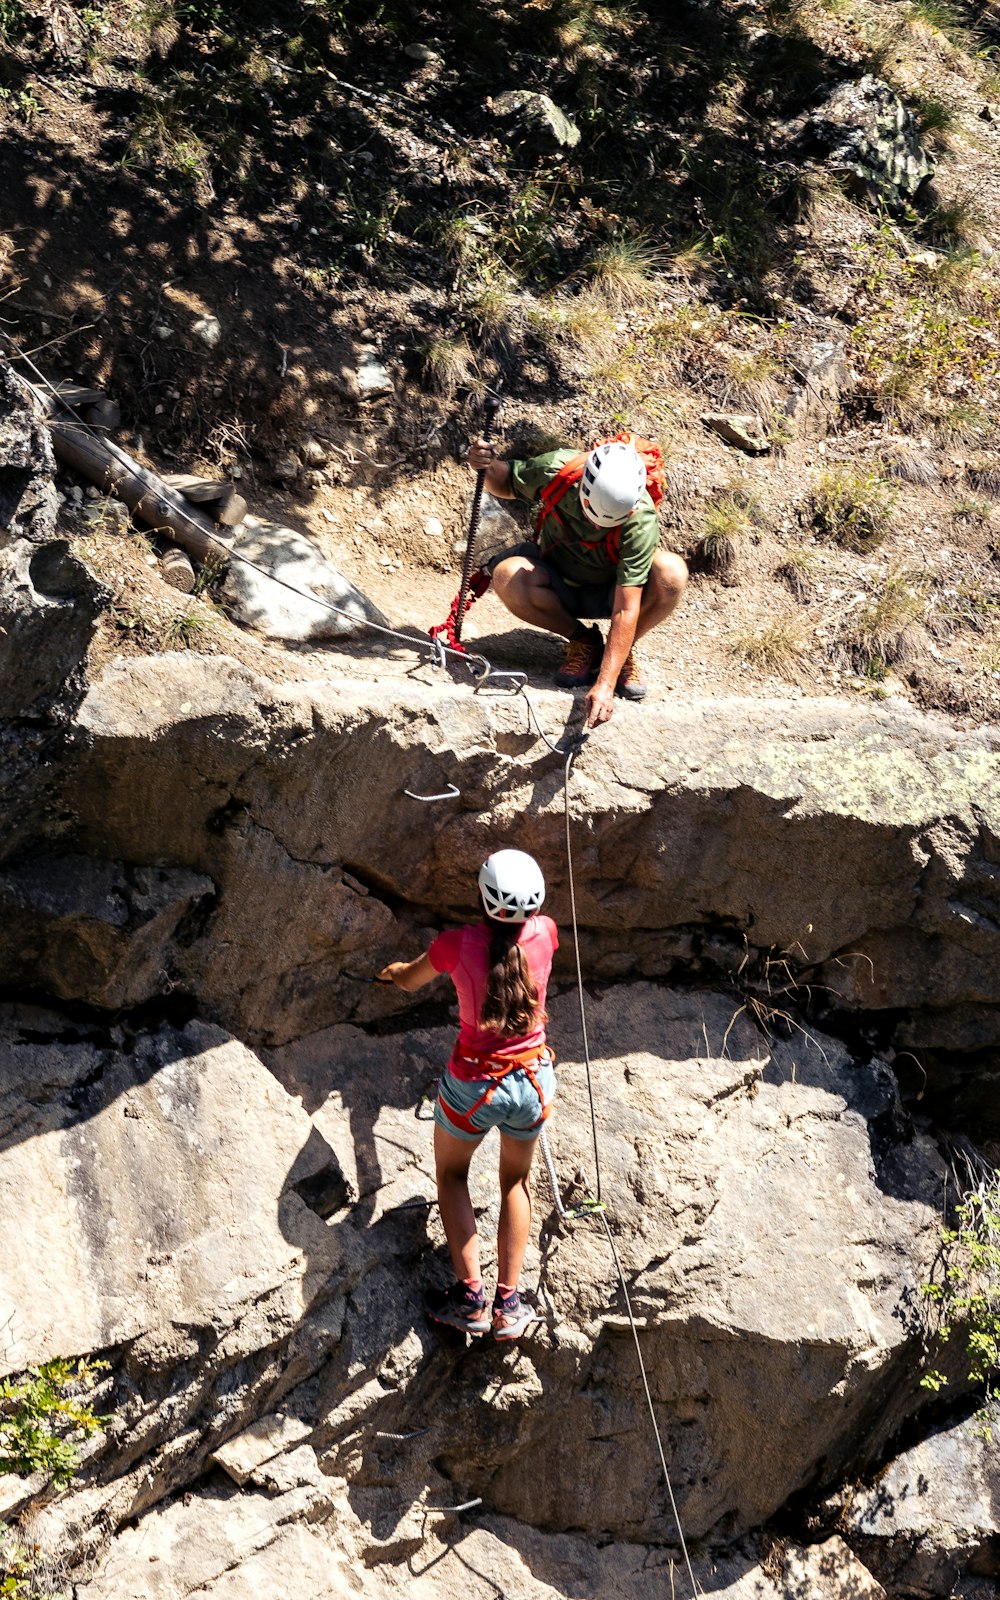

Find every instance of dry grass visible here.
[419,333,474,397]
[881,443,939,487]
[694,493,756,579]
[717,346,783,416]
[586,234,662,308]
[775,545,818,602]
[527,292,615,354]
[733,617,807,679]
[841,568,928,671]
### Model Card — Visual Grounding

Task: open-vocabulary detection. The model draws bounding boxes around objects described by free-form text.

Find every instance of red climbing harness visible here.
[429,433,667,651]
[437,1044,554,1136]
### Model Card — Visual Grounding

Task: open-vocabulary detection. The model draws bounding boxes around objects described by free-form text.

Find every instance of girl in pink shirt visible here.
[380,849,558,1340]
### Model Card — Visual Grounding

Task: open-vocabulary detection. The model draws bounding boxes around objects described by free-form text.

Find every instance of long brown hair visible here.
[479,911,543,1036]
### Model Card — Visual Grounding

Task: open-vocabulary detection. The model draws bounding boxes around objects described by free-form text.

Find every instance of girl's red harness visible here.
[437,1044,554,1137]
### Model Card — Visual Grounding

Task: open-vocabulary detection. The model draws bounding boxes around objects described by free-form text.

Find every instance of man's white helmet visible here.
[478,849,545,923]
[579,441,647,529]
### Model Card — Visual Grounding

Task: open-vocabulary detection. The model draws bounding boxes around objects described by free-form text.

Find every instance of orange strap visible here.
[438,1046,553,1137]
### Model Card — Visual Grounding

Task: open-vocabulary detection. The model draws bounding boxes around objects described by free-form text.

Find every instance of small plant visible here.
[0,1,27,40]
[733,617,806,678]
[920,1165,1000,1431]
[810,467,896,553]
[775,545,817,601]
[695,494,754,579]
[586,233,661,308]
[912,92,955,140]
[717,345,782,416]
[926,190,985,248]
[0,1357,108,1488]
[418,332,473,398]
[842,567,927,671]
[162,609,217,650]
[978,640,1000,676]
[193,551,228,597]
[0,1525,68,1600]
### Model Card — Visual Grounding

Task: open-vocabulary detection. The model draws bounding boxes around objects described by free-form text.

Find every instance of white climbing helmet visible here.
[478,849,545,923]
[579,441,647,529]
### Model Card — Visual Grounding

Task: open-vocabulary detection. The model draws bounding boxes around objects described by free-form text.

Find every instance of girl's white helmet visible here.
[478,849,545,923]
[579,441,647,528]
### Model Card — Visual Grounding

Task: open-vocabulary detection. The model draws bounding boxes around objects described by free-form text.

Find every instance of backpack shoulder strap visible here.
[534,451,589,538]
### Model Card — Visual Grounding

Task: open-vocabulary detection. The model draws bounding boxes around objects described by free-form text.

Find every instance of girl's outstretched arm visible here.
[378,952,438,992]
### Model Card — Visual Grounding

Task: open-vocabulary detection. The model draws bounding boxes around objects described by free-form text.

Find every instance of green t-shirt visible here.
[510,449,660,589]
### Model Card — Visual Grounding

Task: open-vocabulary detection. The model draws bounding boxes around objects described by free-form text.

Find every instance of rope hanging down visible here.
[3,334,697,1594]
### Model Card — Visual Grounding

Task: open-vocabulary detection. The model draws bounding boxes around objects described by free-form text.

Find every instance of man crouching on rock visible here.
[467,435,687,727]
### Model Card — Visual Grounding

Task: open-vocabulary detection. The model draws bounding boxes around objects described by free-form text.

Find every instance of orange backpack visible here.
[534,432,667,563]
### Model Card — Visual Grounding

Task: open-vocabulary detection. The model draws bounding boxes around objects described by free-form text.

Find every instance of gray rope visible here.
[598,1210,700,1597]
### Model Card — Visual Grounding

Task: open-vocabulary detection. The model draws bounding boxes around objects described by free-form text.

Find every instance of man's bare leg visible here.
[634,550,688,643]
[492,556,580,640]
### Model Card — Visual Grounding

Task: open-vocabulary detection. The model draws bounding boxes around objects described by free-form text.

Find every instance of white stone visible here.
[221,514,389,642]
[356,353,393,396]
[210,1414,313,1486]
[192,314,222,348]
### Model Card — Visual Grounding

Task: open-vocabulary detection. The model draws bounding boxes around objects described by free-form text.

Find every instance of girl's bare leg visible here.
[434,1123,484,1281]
[497,1132,537,1288]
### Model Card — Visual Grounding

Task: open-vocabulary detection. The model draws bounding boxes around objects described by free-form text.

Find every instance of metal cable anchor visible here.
[402,783,460,803]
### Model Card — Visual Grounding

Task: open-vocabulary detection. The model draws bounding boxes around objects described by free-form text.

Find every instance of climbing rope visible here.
[3,334,696,1592]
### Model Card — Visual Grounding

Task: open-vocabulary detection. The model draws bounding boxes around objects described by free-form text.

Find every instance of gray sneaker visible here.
[492,1289,536,1341]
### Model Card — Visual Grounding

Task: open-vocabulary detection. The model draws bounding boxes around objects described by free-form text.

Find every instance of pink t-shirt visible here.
[428,916,559,1077]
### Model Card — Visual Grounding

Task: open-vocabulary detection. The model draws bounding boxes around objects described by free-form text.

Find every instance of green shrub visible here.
[810,467,896,552]
[0,1358,108,1488]
[921,1169,1000,1434]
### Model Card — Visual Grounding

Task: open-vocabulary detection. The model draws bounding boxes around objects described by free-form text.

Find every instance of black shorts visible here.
[487,540,617,620]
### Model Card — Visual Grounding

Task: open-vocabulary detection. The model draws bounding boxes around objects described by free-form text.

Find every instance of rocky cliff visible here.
[2,366,999,1598]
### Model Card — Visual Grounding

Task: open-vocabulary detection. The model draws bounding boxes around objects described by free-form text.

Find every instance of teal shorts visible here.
[435,1058,557,1143]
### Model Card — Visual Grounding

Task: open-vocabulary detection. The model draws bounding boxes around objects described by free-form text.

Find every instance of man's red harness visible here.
[429,433,667,653]
[437,1043,554,1137]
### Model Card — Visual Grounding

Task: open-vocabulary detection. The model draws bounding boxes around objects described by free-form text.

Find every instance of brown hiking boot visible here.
[615,650,647,700]
[554,627,603,688]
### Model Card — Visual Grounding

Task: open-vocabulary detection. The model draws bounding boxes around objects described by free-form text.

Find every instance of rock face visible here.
[0,987,949,1587]
[0,362,102,718]
[27,651,1000,1106]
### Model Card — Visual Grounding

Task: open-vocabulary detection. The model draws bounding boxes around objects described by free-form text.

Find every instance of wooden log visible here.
[80,398,121,431]
[48,419,222,564]
[46,382,105,411]
[163,473,248,527]
[158,545,197,593]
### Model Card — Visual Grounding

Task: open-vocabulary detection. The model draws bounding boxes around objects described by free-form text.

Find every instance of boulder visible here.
[4,987,947,1574]
[840,1413,1000,1596]
[222,514,390,642]
[703,411,771,454]
[489,89,581,150]
[271,987,954,1545]
[807,76,934,205]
